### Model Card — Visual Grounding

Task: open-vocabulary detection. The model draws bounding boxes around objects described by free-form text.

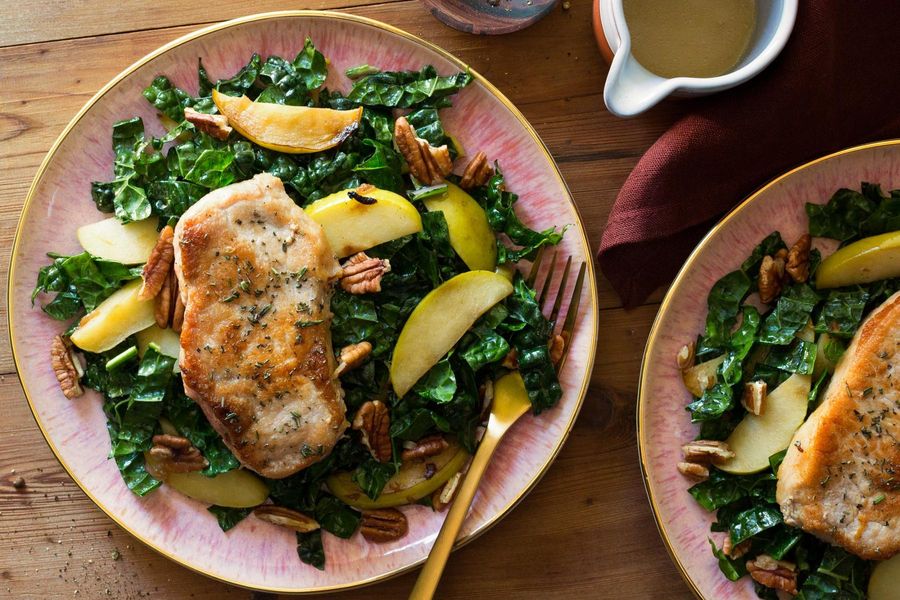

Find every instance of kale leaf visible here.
[208,506,253,532]
[32,252,141,320]
[758,284,819,345]
[297,530,325,570]
[347,65,472,108]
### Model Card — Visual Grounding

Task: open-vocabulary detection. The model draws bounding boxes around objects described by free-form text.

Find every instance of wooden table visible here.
[0,2,692,598]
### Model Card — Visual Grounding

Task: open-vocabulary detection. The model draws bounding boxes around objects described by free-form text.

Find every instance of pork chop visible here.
[777,291,900,559]
[173,173,346,479]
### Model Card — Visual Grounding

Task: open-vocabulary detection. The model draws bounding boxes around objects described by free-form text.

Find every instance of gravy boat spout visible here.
[603,50,676,118]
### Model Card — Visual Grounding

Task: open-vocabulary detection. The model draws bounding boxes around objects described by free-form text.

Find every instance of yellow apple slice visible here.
[145,451,268,509]
[719,373,811,474]
[305,187,423,257]
[212,89,362,154]
[69,280,156,353]
[682,354,726,398]
[77,217,160,264]
[816,230,900,289]
[869,553,900,600]
[135,325,181,373]
[390,271,514,397]
[423,183,497,271]
[326,442,469,509]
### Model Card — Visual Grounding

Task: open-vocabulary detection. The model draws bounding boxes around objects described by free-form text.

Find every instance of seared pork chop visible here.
[777,291,900,559]
[173,173,346,479]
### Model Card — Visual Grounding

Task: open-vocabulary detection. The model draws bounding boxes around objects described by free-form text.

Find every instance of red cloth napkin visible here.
[597,1,900,308]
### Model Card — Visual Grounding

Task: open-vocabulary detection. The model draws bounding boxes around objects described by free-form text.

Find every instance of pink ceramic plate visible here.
[8,11,597,594]
[638,140,900,599]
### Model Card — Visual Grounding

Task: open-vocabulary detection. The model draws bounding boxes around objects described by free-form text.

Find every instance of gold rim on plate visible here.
[8,10,598,594]
[636,139,900,599]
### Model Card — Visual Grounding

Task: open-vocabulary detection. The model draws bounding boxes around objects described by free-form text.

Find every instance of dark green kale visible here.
[32,252,141,320]
[471,167,566,264]
[163,384,239,476]
[814,289,869,337]
[297,530,325,570]
[758,284,819,345]
[208,506,253,532]
[806,182,900,242]
[347,65,472,109]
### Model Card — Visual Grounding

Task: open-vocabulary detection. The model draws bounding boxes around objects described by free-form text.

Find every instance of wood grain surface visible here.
[0,1,692,598]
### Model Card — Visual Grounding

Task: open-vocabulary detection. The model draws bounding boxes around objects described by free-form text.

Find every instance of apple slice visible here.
[326,441,469,509]
[146,452,268,508]
[70,280,156,353]
[305,186,423,257]
[423,183,497,271]
[719,373,811,474]
[77,217,160,264]
[135,325,181,373]
[682,355,726,397]
[212,89,362,154]
[869,553,900,600]
[816,230,900,289]
[390,271,514,397]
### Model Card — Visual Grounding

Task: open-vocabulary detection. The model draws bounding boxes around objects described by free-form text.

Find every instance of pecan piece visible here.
[334,341,372,378]
[140,226,175,301]
[786,234,811,283]
[148,434,207,475]
[400,435,449,462]
[154,267,174,329]
[360,508,408,543]
[394,116,452,185]
[758,254,786,304]
[458,151,494,190]
[682,440,735,464]
[51,335,83,399]
[352,400,392,462]
[253,505,320,533]
[171,274,185,333]
[676,342,696,371]
[746,554,798,596]
[742,380,767,416]
[677,461,709,481]
[722,536,751,559]
[549,333,565,365]
[340,252,391,294]
[432,470,463,512]
[184,107,232,141]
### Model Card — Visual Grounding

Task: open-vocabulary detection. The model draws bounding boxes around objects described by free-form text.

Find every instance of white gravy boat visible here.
[601,0,798,117]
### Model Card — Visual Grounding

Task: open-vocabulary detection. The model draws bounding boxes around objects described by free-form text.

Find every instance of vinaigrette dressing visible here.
[624,0,757,78]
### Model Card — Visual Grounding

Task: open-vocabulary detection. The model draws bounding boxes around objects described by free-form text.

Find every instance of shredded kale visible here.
[296,530,325,570]
[346,65,472,108]
[208,506,253,532]
[32,252,141,320]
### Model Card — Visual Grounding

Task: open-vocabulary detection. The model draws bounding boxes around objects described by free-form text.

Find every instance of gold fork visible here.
[409,250,586,600]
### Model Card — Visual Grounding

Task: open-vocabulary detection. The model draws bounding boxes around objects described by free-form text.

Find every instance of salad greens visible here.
[31,39,566,570]
[684,183,900,597]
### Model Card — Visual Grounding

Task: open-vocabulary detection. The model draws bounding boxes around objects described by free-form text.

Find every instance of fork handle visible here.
[409,427,504,600]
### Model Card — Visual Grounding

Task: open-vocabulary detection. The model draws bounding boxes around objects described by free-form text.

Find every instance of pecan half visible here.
[184,107,232,141]
[51,335,83,399]
[352,400,392,462]
[154,267,174,329]
[432,470,463,512]
[742,380,767,416]
[676,342,696,371]
[340,252,390,294]
[722,536,751,559]
[394,116,452,185]
[458,151,494,190]
[746,554,798,596]
[253,505,320,533]
[140,226,175,301]
[400,435,448,462]
[334,341,372,378]
[171,289,185,333]
[148,434,207,475]
[360,508,408,543]
[758,255,786,304]
[549,333,565,365]
[786,234,811,283]
[682,440,735,464]
[677,461,709,481]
